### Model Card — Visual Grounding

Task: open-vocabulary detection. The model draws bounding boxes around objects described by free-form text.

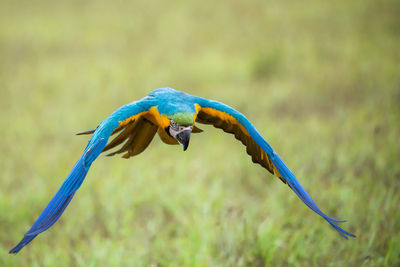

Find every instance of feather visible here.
[193,96,355,238]
[10,95,155,253]
[192,125,203,133]
[9,138,107,253]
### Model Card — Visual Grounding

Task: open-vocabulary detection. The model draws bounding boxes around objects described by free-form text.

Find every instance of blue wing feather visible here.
[193,96,355,239]
[10,96,155,254]
[9,138,106,254]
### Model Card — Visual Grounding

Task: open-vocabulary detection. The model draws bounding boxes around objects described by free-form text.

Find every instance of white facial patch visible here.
[169,120,193,140]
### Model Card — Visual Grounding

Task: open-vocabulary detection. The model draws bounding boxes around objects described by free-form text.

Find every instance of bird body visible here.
[10,87,354,254]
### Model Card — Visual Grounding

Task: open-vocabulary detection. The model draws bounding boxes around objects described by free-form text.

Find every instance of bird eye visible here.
[170,120,178,130]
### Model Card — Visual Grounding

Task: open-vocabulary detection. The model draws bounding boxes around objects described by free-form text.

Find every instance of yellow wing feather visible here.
[196,107,284,182]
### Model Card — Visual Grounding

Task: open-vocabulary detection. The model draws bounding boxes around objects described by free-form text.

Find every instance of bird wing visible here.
[77,117,158,158]
[10,97,156,253]
[104,118,158,158]
[192,96,355,239]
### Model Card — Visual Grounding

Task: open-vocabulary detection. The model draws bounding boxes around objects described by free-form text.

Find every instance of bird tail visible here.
[9,138,106,254]
[271,151,356,239]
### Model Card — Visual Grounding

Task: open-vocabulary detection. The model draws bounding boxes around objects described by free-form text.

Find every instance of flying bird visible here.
[10,87,355,253]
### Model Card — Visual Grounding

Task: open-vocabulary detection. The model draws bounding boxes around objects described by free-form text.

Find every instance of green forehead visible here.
[169,112,194,126]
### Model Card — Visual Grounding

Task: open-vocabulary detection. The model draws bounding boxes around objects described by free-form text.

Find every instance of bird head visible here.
[168,119,193,151]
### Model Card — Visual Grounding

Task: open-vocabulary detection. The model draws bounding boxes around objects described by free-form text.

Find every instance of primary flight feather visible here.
[10,87,355,253]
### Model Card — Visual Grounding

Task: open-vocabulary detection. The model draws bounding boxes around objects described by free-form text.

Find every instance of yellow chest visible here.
[157,128,178,145]
[143,107,178,145]
[144,106,170,128]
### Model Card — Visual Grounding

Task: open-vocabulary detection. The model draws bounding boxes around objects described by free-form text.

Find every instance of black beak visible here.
[176,129,191,151]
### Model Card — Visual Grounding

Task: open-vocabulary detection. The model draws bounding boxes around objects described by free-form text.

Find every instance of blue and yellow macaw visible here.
[10,87,355,253]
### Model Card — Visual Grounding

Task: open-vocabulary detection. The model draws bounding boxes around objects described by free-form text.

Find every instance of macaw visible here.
[10,87,355,254]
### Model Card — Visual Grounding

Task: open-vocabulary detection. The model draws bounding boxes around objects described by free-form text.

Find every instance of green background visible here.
[1,0,399,266]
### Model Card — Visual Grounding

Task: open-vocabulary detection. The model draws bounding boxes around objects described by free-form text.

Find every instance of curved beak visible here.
[176,129,191,151]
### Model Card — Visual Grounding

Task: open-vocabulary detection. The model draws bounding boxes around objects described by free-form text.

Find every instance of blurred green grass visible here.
[1,0,399,266]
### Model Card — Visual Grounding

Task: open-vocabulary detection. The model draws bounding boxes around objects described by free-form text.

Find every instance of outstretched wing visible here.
[78,117,158,158]
[193,96,355,239]
[10,97,155,253]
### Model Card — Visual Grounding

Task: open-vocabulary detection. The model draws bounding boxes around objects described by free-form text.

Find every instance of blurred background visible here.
[0,0,399,266]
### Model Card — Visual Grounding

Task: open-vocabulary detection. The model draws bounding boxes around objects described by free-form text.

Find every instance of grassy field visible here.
[1,0,399,266]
